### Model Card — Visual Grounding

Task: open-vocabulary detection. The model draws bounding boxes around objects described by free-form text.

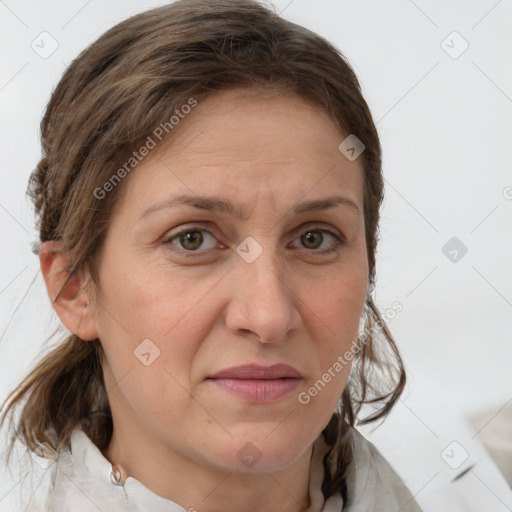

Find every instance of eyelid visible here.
[162,222,346,256]
[288,227,345,254]
[162,225,222,252]
[290,221,344,240]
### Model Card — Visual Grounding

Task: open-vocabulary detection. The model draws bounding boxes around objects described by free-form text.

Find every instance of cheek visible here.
[296,352,353,433]
[297,263,366,412]
[97,254,209,340]
[95,265,207,423]
[94,257,225,395]
[304,266,367,341]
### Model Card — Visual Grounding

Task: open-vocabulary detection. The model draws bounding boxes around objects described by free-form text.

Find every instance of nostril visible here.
[238,329,264,342]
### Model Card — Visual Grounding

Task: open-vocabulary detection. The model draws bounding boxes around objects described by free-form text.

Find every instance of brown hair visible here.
[0,0,405,502]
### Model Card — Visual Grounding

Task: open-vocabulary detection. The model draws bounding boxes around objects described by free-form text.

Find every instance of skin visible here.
[41,88,369,512]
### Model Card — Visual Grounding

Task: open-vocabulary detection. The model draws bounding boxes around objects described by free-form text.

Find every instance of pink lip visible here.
[207,364,303,403]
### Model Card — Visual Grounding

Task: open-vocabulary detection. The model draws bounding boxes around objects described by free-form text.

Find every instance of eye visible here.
[162,225,344,257]
[291,228,343,254]
[164,228,219,252]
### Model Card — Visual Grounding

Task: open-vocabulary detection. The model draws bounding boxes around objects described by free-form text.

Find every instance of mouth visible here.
[206,364,303,403]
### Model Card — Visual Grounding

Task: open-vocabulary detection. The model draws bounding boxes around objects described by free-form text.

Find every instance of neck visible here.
[103,418,313,512]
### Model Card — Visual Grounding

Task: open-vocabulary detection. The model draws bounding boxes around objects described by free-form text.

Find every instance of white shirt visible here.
[6,427,422,511]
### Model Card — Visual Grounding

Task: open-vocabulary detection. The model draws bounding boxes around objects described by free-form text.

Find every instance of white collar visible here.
[45,428,343,511]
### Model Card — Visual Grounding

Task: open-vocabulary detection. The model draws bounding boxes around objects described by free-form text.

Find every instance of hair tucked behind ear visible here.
[1,0,406,502]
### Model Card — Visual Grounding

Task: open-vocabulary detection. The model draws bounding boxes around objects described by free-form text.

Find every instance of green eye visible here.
[166,229,218,252]
[300,231,324,249]
[293,229,342,253]
[164,226,343,257]
[179,230,204,250]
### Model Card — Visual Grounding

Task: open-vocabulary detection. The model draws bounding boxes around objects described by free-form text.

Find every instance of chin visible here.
[204,427,313,474]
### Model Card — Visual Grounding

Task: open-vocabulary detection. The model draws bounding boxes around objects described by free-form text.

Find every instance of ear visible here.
[39,240,99,341]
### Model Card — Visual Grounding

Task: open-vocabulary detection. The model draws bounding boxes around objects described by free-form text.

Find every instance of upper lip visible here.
[208,364,302,380]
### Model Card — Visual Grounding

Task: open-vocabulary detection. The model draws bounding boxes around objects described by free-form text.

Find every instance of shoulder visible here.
[343,427,423,512]
[0,435,58,512]
[45,429,129,511]
[38,428,186,511]
[0,429,119,512]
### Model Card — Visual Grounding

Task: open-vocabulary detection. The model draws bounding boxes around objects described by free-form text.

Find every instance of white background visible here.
[1,0,511,509]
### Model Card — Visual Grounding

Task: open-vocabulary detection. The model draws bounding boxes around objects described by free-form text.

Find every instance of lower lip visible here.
[208,378,302,403]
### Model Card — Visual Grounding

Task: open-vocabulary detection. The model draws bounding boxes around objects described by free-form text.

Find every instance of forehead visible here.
[118,88,365,218]
[164,89,350,167]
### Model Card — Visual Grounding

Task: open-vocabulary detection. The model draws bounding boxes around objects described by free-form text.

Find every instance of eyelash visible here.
[162,226,345,258]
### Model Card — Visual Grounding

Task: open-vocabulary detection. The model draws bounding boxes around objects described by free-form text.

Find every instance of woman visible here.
[0,0,422,510]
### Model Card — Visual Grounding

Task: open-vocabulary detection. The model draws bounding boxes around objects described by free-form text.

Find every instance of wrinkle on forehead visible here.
[153,87,342,166]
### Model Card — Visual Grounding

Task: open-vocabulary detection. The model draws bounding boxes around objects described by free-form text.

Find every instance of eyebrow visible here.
[138,194,361,222]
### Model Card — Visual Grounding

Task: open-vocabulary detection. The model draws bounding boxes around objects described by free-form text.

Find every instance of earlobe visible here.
[39,241,99,341]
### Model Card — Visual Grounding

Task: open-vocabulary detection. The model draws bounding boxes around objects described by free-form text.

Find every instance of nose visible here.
[224,244,302,344]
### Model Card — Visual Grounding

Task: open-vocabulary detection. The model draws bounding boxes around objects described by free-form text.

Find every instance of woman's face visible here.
[91,88,368,473]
